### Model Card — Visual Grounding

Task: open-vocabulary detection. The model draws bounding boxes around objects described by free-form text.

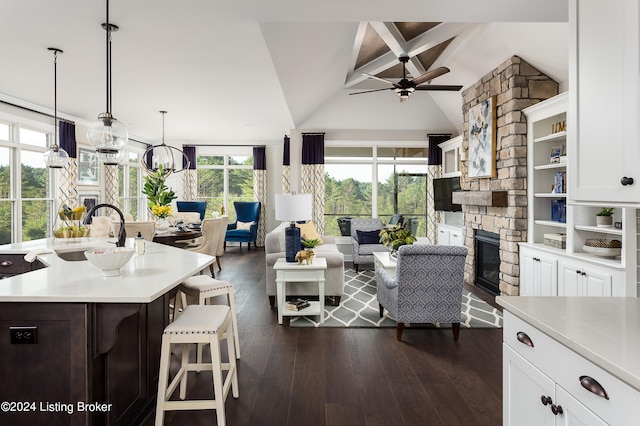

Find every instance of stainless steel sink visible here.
[56,250,89,262]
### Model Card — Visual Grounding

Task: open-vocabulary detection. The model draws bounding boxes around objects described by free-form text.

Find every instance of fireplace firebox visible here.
[474,230,500,295]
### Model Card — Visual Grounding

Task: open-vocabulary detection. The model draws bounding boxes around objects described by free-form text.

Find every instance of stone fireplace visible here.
[455,56,558,296]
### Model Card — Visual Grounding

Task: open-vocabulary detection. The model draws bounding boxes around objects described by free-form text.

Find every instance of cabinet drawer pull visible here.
[551,404,563,415]
[621,176,634,186]
[516,331,534,347]
[580,375,609,400]
[540,395,552,406]
[0,260,12,267]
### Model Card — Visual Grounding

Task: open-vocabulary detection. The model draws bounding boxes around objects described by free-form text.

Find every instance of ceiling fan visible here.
[350,56,462,102]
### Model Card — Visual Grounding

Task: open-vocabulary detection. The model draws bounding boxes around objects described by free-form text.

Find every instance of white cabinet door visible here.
[557,260,613,297]
[569,0,640,203]
[520,247,558,296]
[449,230,463,246]
[504,345,556,426]
[437,227,450,245]
[555,387,607,426]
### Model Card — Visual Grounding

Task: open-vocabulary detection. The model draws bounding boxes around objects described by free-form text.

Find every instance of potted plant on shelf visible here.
[378,225,416,258]
[596,207,614,228]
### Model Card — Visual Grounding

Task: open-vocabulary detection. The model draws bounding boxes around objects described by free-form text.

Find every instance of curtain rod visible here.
[0,99,75,124]
[302,132,325,136]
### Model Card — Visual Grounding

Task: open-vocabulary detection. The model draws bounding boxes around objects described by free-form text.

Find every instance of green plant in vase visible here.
[596,207,614,228]
[379,225,416,257]
[142,165,177,212]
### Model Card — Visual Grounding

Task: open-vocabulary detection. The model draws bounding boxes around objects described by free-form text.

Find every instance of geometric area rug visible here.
[290,269,503,328]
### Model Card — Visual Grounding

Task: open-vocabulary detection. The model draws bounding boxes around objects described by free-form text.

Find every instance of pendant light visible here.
[43,47,70,169]
[141,111,190,177]
[87,0,128,158]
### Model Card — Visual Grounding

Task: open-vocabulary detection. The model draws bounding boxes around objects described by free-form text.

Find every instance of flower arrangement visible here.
[150,203,173,219]
[142,165,177,215]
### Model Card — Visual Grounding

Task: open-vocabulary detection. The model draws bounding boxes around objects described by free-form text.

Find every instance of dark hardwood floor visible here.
[145,248,503,426]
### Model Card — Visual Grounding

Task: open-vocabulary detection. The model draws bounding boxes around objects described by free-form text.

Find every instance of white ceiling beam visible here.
[405,22,479,58]
[369,22,426,78]
[345,50,403,88]
[348,22,370,74]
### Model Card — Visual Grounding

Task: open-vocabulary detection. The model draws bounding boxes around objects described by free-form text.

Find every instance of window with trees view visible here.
[118,150,144,220]
[196,147,253,223]
[324,144,428,237]
[0,120,54,244]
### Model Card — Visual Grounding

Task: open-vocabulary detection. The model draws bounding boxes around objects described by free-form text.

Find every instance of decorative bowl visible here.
[582,245,621,258]
[53,227,90,238]
[84,248,134,276]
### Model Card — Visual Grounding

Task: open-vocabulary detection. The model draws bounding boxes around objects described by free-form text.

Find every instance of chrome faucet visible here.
[83,203,126,247]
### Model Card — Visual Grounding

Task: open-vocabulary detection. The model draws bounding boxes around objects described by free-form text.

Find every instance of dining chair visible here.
[187,216,229,276]
[112,221,156,241]
[88,216,112,237]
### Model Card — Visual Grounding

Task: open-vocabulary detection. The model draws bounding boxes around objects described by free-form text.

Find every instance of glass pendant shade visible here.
[44,145,70,169]
[44,47,69,169]
[98,149,125,165]
[88,112,128,154]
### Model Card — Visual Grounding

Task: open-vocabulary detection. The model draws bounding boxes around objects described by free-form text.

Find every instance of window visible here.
[0,118,55,244]
[118,150,144,220]
[324,143,428,237]
[196,147,254,223]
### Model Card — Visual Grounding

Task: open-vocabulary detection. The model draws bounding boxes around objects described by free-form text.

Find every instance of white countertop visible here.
[0,238,214,303]
[496,296,640,391]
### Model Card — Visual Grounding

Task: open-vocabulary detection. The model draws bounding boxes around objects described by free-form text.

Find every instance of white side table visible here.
[273,257,327,325]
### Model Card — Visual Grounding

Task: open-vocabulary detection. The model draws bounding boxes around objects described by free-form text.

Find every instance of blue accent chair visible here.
[224,201,261,251]
[176,201,208,221]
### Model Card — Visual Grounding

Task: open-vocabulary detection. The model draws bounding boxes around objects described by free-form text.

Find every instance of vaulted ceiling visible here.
[0,0,569,144]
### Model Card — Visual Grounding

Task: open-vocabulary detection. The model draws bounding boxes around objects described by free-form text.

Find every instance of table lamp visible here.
[275,193,312,262]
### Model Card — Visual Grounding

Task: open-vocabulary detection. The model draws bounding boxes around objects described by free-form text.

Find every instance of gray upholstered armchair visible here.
[350,218,388,272]
[376,244,468,341]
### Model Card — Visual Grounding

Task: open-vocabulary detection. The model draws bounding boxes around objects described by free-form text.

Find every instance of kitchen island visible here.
[0,238,214,426]
[497,296,640,425]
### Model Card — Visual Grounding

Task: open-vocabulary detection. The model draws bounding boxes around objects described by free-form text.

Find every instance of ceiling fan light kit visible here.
[87,0,128,159]
[350,55,462,102]
[43,47,70,169]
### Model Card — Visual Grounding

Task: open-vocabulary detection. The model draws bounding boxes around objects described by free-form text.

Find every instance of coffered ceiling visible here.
[0,0,569,144]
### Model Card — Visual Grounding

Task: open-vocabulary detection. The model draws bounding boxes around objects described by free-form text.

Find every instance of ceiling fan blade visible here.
[349,88,394,96]
[410,66,451,86]
[362,73,396,85]
[414,84,463,91]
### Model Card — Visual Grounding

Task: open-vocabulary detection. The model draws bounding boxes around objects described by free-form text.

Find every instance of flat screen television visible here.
[433,176,462,212]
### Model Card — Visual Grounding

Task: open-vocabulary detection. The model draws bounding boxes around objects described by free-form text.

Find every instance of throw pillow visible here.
[236,220,254,230]
[357,229,381,245]
[295,221,323,245]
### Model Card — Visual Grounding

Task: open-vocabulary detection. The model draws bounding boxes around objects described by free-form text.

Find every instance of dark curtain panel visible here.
[145,144,153,168]
[283,135,290,166]
[253,146,266,170]
[427,133,452,165]
[183,145,196,170]
[59,121,77,158]
[302,133,325,164]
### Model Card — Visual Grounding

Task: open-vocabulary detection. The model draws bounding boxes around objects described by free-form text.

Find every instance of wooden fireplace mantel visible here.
[452,190,508,207]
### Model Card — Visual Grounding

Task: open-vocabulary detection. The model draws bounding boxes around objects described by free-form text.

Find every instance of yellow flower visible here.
[151,204,173,218]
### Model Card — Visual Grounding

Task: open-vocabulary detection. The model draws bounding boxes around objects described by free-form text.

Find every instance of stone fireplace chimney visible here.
[457,56,558,296]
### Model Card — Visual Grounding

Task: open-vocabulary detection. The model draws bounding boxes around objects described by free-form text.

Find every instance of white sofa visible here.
[265,222,345,306]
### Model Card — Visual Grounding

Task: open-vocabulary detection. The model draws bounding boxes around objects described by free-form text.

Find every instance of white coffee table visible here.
[273,257,327,325]
[373,251,396,275]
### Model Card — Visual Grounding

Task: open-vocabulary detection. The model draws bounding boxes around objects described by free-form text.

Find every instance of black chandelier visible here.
[141,111,190,176]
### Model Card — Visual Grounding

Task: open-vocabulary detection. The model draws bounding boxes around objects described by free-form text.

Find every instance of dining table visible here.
[153,227,202,247]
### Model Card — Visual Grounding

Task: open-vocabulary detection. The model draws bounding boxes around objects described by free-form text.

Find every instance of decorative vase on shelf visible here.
[596,216,613,228]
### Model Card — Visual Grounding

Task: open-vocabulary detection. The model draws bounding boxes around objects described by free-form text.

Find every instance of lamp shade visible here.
[275,194,312,222]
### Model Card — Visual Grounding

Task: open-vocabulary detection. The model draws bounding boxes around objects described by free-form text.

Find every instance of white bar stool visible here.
[155,305,239,426]
[174,275,241,360]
